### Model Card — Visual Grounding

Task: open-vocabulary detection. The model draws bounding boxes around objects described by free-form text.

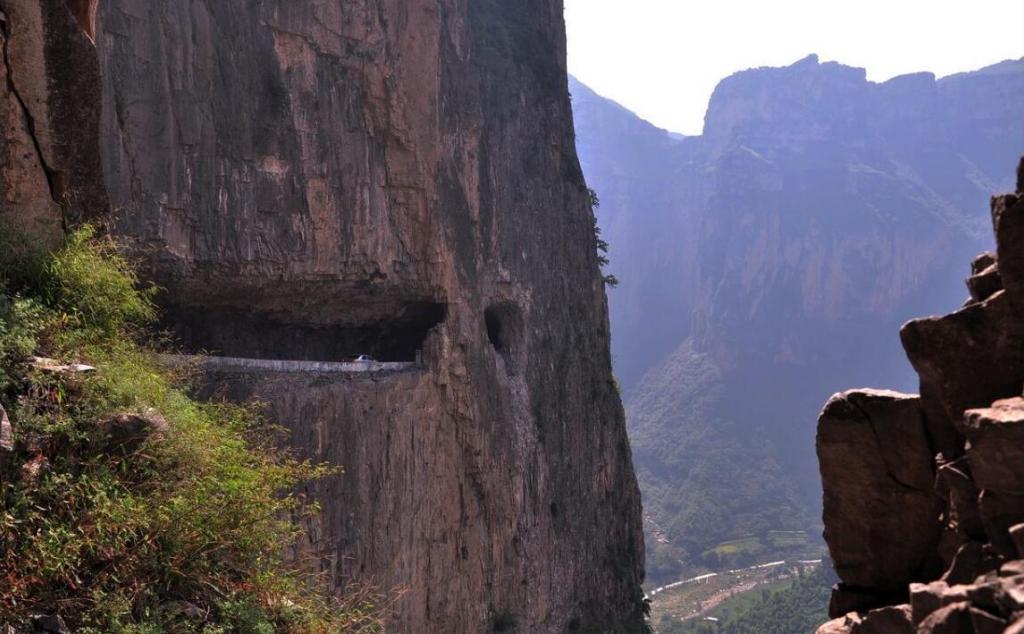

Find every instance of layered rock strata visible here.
[817,158,1024,632]
[91,1,645,632]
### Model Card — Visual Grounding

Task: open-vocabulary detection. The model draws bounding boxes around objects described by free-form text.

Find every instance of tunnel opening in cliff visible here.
[164,302,446,363]
[485,302,523,368]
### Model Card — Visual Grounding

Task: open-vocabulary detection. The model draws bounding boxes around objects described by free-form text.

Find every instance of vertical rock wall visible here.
[95,1,645,632]
[0,0,107,245]
[817,158,1024,633]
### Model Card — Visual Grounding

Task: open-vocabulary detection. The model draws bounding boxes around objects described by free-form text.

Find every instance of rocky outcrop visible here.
[962,399,1024,494]
[96,410,169,454]
[90,1,645,633]
[816,159,1024,632]
[0,0,107,245]
[817,390,942,602]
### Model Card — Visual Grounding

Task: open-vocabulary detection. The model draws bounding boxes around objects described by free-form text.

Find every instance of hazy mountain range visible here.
[571,54,1024,584]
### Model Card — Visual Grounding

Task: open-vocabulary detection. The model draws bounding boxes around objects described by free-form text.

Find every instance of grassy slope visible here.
[0,228,383,632]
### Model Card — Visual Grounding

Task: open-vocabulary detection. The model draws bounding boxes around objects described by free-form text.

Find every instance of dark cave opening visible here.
[164,302,446,363]
[485,306,508,353]
[485,302,523,365]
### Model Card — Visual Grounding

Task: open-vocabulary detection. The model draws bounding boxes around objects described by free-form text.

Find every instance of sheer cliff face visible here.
[96,1,644,632]
[0,0,107,244]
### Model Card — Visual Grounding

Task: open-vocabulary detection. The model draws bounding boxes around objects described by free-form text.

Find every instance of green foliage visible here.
[0,227,384,632]
[628,342,822,587]
[714,563,833,634]
[42,226,157,340]
[589,188,619,288]
[0,296,52,392]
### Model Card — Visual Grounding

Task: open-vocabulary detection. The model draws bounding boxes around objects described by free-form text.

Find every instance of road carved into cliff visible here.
[160,354,419,375]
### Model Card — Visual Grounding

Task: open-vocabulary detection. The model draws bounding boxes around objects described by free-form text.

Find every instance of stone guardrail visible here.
[158,354,419,375]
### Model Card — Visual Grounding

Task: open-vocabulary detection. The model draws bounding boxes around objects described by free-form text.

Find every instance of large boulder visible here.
[979,490,1024,558]
[910,580,953,625]
[828,584,906,618]
[850,604,912,633]
[901,290,1024,426]
[815,605,914,634]
[971,252,997,275]
[941,541,1002,585]
[96,410,169,454]
[817,389,942,594]
[962,397,1024,493]
[966,262,1003,304]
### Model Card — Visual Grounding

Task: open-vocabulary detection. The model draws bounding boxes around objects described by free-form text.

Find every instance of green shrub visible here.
[41,225,156,340]
[0,227,384,632]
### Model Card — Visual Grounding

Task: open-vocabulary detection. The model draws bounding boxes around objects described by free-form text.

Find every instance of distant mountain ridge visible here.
[570,55,1024,584]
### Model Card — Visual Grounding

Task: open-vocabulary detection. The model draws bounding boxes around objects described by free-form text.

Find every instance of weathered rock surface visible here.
[852,604,913,633]
[963,398,1024,493]
[979,490,1024,558]
[941,542,1001,585]
[966,263,1002,304]
[816,604,914,634]
[901,290,1024,428]
[89,1,645,632]
[817,158,1024,633]
[816,616,854,634]
[993,192,1024,309]
[828,584,906,619]
[96,410,169,454]
[817,389,941,593]
[0,0,107,243]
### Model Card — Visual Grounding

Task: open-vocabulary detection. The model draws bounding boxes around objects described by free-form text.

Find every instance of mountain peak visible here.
[793,52,820,66]
[702,56,869,144]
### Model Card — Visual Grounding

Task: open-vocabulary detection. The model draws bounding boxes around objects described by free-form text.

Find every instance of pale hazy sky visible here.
[565,0,1024,135]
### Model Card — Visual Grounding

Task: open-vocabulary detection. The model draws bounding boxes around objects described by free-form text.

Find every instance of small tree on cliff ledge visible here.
[589,188,619,288]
